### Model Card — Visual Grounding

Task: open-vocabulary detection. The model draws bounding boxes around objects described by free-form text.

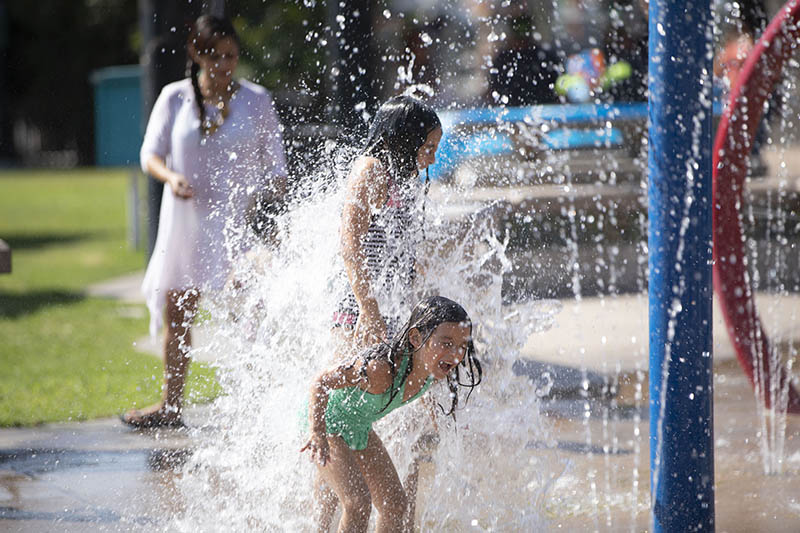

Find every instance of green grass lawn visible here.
[0,168,220,426]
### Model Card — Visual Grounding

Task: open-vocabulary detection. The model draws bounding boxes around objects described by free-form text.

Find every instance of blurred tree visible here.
[227,0,328,123]
[4,0,138,165]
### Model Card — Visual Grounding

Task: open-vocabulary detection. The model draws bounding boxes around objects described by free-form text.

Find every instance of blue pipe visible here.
[648,1,715,531]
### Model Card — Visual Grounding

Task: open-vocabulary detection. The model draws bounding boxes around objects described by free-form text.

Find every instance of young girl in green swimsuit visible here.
[301,296,482,532]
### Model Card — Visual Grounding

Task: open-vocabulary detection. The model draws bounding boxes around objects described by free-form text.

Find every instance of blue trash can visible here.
[90,65,141,167]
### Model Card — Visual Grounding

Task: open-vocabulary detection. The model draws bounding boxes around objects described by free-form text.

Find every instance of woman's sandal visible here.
[119,409,185,429]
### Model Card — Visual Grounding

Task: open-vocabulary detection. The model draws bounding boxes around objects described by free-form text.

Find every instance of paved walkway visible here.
[519,291,800,373]
[2,271,798,530]
[3,298,800,531]
[0,411,209,532]
[86,271,800,375]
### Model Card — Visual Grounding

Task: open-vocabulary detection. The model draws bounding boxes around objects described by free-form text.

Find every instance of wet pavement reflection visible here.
[0,415,198,532]
[2,366,799,531]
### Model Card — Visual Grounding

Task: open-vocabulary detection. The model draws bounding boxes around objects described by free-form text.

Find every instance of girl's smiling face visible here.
[411,321,471,380]
[416,126,442,171]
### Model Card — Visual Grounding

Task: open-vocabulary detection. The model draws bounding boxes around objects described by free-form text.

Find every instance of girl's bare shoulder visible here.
[345,156,389,209]
[363,357,394,394]
[349,155,388,182]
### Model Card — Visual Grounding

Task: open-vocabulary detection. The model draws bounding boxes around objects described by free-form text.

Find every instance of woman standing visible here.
[122,15,288,428]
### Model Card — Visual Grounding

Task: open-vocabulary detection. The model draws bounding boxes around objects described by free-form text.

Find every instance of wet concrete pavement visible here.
[538,358,800,532]
[3,358,800,532]
[9,272,800,532]
[0,427,179,531]
[0,410,211,532]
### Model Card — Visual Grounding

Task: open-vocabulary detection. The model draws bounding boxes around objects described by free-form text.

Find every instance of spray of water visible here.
[166,146,564,531]
[744,61,800,475]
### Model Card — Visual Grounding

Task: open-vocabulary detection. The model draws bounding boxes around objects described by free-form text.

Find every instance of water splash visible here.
[169,150,563,531]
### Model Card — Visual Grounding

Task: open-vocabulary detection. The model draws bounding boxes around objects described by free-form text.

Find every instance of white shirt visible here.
[140,78,287,336]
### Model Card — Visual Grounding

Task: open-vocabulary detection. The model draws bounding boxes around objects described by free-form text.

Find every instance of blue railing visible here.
[431,100,723,182]
[431,102,648,181]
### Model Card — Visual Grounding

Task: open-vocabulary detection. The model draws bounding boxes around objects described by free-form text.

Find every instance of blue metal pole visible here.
[648,1,714,531]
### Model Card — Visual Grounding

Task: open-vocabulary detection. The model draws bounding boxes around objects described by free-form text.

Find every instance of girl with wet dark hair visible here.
[123,14,288,428]
[334,95,443,351]
[362,94,443,180]
[303,296,482,532]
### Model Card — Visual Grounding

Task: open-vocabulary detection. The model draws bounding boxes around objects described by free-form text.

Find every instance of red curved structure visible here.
[713,0,800,413]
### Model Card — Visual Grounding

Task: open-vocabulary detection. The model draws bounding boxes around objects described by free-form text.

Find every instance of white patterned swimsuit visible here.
[333,176,425,336]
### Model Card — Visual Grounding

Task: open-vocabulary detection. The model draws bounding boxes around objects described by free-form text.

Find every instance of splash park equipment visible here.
[713,0,800,416]
[139,3,800,530]
[648,0,714,530]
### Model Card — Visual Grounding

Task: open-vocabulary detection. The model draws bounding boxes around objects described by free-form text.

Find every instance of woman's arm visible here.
[340,158,389,346]
[139,84,193,199]
[143,154,194,199]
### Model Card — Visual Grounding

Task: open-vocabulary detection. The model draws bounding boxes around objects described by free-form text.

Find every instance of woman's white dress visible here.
[140,78,287,336]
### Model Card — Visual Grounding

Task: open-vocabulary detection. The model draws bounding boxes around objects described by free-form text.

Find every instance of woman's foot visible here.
[120,406,184,429]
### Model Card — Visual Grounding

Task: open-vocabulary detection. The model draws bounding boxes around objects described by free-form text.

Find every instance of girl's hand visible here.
[300,431,330,466]
[168,172,194,199]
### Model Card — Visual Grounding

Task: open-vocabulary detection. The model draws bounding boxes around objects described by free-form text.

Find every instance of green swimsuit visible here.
[324,354,433,450]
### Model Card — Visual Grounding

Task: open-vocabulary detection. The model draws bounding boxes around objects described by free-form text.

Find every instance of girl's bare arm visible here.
[340,158,389,343]
[302,357,393,465]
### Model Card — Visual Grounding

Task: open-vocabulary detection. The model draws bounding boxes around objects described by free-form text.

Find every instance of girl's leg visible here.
[403,431,439,531]
[404,402,440,529]
[317,325,357,530]
[354,431,408,533]
[402,459,422,532]
[318,435,372,533]
[313,475,339,533]
[123,288,199,426]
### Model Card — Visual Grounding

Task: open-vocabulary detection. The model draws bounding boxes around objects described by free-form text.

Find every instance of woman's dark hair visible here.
[186,15,240,134]
[358,295,482,417]
[363,95,442,184]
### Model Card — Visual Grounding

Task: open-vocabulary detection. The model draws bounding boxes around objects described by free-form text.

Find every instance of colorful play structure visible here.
[653,0,800,530]
[648,1,714,529]
[713,0,800,415]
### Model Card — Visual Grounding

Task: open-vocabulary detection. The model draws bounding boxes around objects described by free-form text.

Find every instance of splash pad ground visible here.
[1,312,798,532]
[2,306,799,530]
[2,148,800,532]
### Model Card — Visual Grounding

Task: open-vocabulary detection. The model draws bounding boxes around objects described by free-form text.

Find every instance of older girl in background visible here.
[334,95,442,350]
